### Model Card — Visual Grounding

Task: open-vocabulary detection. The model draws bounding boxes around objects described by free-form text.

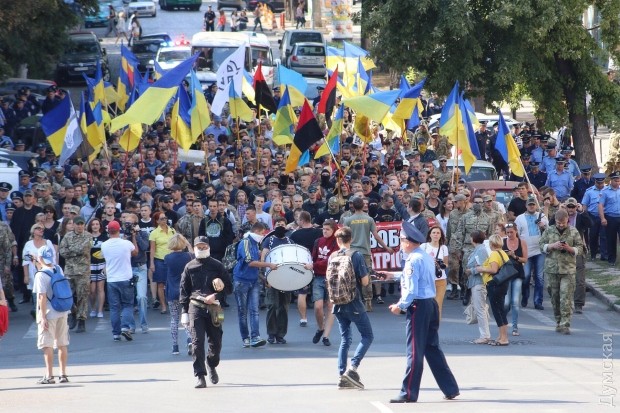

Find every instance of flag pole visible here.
[236,116,243,177]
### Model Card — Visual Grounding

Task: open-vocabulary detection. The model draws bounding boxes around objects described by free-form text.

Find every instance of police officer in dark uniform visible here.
[527,161,547,189]
[312,85,324,109]
[41,86,60,114]
[475,121,490,161]
[388,221,459,403]
[272,86,281,108]
[571,165,594,203]
[180,236,232,389]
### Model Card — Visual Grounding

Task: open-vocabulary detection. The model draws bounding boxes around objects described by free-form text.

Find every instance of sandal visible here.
[473,338,490,344]
[488,340,510,346]
[59,375,69,383]
[36,376,55,384]
[512,328,520,336]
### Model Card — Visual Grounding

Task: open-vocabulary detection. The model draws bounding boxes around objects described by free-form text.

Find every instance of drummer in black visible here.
[260,217,312,344]
[180,236,233,389]
[289,211,323,327]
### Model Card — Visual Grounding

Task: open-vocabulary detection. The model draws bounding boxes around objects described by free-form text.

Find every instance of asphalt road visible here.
[1,286,618,412]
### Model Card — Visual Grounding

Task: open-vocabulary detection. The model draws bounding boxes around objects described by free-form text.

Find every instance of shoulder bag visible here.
[492,251,518,285]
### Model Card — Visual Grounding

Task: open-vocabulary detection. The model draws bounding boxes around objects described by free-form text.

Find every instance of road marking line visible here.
[522,308,556,326]
[370,401,394,413]
[94,319,108,332]
[22,322,37,339]
[582,311,620,333]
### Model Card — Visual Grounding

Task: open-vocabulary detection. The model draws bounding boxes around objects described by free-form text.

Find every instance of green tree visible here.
[0,0,98,80]
[363,0,620,168]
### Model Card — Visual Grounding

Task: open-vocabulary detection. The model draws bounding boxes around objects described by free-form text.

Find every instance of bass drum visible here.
[265,244,313,292]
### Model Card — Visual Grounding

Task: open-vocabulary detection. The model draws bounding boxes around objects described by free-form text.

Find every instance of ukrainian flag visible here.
[392,78,426,129]
[119,124,143,152]
[343,89,400,124]
[228,81,254,122]
[242,69,256,104]
[326,46,345,73]
[277,65,308,107]
[273,86,297,146]
[189,70,211,140]
[154,61,167,81]
[496,110,525,176]
[171,87,193,151]
[41,95,73,156]
[315,104,343,159]
[110,54,199,133]
[118,46,139,111]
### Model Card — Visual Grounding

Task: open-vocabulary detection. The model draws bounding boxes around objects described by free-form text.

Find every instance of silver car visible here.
[286,42,326,78]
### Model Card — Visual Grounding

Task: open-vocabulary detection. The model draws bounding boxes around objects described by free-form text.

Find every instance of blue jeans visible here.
[234,280,261,340]
[504,277,523,329]
[334,310,374,375]
[107,280,134,336]
[523,254,545,307]
[129,265,148,330]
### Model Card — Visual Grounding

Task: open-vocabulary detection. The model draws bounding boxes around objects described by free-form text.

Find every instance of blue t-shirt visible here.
[332,249,368,314]
[164,251,193,302]
[233,237,261,282]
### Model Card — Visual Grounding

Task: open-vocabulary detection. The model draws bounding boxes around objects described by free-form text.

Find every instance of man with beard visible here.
[316,197,343,226]
[180,236,232,388]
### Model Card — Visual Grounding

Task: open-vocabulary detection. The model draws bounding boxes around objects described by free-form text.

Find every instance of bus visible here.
[190,31,275,89]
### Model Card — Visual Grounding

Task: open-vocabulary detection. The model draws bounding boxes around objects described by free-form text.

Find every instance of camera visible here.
[129,275,139,287]
[122,222,134,237]
[436,258,447,270]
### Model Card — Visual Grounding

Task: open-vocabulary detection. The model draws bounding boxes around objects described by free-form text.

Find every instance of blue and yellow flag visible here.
[273,86,297,146]
[315,104,343,159]
[119,124,142,152]
[118,46,139,111]
[228,81,254,122]
[399,75,410,97]
[110,53,199,132]
[78,93,104,162]
[496,110,525,177]
[171,87,193,151]
[392,78,426,129]
[277,65,308,107]
[439,82,480,173]
[154,61,167,81]
[242,69,256,104]
[189,70,211,140]
[343,89,400,124]
[41,95,73,156]
[343,41,375,73]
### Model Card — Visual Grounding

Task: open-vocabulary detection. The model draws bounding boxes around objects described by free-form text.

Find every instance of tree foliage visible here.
[0,0,98,79]
[363,0,620,167]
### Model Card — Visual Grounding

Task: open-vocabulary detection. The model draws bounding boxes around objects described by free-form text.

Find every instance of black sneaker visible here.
[153,301,160,310]
[195,375,206,389]
[343,368,364,389]
[208,367,219,384]
[322,337,331,346]
[267,335,276,344]
[312,329,324,344]
[337,376,356,389]
[121,330,133,341]
[275,336,287,344]
[172,345,179,355]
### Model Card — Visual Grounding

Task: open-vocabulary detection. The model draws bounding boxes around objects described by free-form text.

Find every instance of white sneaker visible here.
[89,311,97,318]
[97,312,104,318]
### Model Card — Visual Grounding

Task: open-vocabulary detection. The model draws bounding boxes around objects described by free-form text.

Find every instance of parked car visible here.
[0,78,56,98]
[160,0,202,11]
[217,0,246,10]
[132,39,164,75]
[127,0,157,17]
[286,42,326,78]
[84,2,110,27]
[248,0,286,12]
[55,32,109,85]
[431,158,498,182]
[155,45,191,70]
[278,29,325,62]
[140,33,173,47]
[465,180,521,208]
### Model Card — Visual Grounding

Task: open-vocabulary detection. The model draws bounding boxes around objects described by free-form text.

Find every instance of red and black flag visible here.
[318,66,338,117]
[285,100,324,173]
[253,62,277,114]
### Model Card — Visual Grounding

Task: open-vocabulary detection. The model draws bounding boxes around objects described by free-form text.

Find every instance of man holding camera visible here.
[101,221,139,341]
[121,212,150,333]
[539,209,583,335]
[180,236,232,389]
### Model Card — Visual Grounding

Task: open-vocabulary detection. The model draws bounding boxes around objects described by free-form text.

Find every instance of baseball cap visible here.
[361,176,371,183]
[37,245,55,265]
[107,221,121,232]
[194,236,209,246]
[73,216,85,224]
[137,186,152,195]
[565,197,578,207]
[526,196,537,205]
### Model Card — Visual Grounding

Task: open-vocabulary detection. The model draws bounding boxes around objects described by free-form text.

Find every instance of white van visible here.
[0,155,23,193]
[191,31,276,88]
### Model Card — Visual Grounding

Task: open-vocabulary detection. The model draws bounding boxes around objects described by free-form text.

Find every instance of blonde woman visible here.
[149,211,176,314]
[164,234,193,355]
[474,234,510,346]
[115,11,129,45]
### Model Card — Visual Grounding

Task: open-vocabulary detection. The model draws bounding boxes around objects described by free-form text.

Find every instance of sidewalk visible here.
[585,260,620,313]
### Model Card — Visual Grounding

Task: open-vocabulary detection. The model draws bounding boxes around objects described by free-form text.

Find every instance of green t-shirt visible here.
[343,212,376,256]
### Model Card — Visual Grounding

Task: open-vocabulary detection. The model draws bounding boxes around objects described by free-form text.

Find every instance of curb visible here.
[586,278,620,313]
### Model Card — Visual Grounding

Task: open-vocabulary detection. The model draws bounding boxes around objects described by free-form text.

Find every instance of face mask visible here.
[194,248,210,259]
[274,226,287,238]
[155,175,164,190]
[89,197,97,207]
[174,175,184,185]
[249,232,264,243]
[472,204,482,214]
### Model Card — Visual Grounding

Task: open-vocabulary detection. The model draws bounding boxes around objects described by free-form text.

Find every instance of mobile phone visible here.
[560,241,567,245]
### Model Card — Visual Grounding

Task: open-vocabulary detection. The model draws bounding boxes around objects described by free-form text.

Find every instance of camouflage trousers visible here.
[2,267,14,300]
[447,250,461,285]
[548,272,576,328]
[362,254,373,312]
[461,246,474,285]
[69,275,91,321]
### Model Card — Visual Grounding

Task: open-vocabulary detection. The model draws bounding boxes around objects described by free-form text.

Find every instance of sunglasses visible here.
[440,160,447,163]
[505,223,516,228]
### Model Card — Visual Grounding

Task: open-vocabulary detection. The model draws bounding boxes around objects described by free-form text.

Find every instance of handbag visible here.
[464,303,477,324]
[0,305,8,337]
[207,304,224,327]
[493,251,518,284]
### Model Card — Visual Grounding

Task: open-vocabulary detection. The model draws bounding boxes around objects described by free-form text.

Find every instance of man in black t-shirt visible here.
[507,182,529,221]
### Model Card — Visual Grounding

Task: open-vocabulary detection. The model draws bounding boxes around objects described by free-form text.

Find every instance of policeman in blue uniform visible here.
[571,165,594,203]
[529,135,544,163]
[540,144,557,173]
[312,85,324,109]
[272,86,281,108]
[388,221,459,403]
[0,182,12,221]
[598,171,620,265]
[527,161,547,189]
[560,145,581,179]
[545,157,574,202]
[582,173,607,261]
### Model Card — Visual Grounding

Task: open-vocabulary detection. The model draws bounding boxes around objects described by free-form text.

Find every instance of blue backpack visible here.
[41,265,74,312]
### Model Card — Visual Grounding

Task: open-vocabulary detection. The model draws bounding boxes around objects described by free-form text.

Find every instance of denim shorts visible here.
[312,276,328,303]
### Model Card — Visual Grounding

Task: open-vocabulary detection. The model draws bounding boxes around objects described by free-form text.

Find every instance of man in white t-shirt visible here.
[101,220,138,342]
[33,245,70,384]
